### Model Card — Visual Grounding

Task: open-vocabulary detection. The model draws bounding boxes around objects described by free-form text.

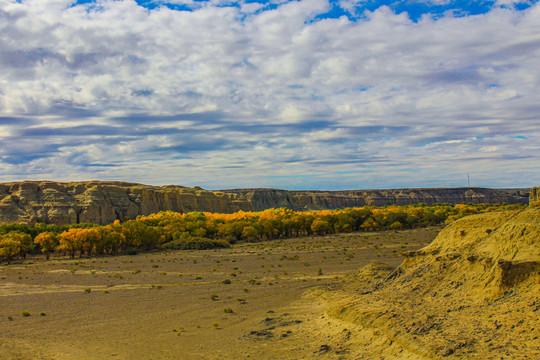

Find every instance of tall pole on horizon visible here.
[467,173,470,188]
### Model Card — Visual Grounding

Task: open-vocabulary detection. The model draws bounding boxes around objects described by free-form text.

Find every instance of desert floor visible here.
[0,227,440,360]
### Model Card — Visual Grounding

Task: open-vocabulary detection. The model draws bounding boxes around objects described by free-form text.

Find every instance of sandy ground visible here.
[0,228,440,360]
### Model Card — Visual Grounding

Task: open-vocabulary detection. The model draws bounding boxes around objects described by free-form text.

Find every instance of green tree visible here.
[241,225,259,242]
[311,219,332,235]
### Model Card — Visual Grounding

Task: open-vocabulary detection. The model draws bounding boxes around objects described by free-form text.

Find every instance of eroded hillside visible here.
[0,181,529,225]
[320,205,540,359]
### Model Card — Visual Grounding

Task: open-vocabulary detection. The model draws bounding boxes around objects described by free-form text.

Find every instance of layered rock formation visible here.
[0,181,249,225]
[0,181,529,225]
[221,187,529,210]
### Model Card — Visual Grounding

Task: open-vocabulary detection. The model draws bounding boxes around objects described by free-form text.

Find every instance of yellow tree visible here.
[0,236,22,264]
[1,232,32,260]
[57,229,82,258]
[80,228,102,256]
[34,232,58,260]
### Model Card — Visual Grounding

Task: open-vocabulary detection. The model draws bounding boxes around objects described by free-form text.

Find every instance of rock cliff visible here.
[220,187,529,211]
[0,181,529,225]
[0,181,250,225]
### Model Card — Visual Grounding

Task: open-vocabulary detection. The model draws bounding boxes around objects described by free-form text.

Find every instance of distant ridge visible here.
[0,181,529,225]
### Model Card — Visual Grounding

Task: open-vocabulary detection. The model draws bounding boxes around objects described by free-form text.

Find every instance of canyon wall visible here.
[0,181,529,225]
[220,187,529,211]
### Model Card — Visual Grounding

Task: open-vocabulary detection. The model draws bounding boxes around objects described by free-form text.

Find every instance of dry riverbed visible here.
[0,228,440,360]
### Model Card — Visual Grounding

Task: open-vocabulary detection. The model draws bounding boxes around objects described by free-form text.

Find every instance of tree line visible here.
[0,203,525,263]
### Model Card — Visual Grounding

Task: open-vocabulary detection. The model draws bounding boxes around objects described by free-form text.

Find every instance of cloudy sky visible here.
[0,0,539,190]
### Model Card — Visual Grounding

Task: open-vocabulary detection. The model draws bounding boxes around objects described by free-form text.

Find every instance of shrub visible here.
[21,310,31,317]
[222,279,231,284]
[126,247,138,255]
[162,238,230,250]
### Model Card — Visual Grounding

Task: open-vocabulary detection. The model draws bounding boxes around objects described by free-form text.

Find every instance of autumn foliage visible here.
[0,202,525,263]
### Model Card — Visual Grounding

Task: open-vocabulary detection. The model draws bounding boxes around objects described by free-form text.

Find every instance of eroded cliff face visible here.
[0,181,251,225]
[0,181,529,225]
[220,187,529,211]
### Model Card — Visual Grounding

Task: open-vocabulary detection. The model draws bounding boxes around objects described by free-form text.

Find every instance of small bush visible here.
[224,308,234,313]
[39,312,46,316]
[21,310,31,317]
[83,288,91,294]
[222,279,231,284]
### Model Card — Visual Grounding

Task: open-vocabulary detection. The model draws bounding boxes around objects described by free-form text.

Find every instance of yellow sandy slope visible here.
[323,206,540,359]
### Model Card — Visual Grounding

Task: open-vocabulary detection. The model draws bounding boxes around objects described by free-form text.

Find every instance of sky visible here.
[0,0,539,190]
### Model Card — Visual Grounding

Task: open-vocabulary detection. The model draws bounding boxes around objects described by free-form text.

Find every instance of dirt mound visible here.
[323,207,540,359]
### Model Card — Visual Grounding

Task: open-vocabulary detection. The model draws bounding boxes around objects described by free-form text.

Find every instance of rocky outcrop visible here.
[530,187,540,203]
[220,187,529,211]
[0,181,251,225]
[0,181,529,225]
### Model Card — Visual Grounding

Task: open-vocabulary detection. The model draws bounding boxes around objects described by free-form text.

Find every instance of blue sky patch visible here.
[69,0,540,22]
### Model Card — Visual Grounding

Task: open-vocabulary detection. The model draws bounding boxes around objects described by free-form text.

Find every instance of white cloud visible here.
[0,0,539,189]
